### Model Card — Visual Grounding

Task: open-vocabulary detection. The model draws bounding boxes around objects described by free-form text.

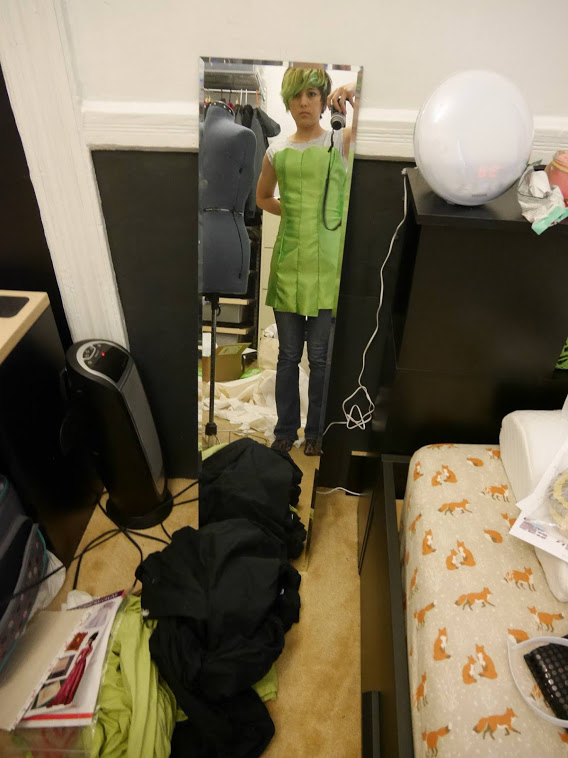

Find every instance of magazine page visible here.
[0,608,87,731]
[510,435,568,562]
[20,591,125,729]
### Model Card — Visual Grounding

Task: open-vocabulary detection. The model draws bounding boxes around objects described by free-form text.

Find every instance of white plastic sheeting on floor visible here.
[202,368,308,440]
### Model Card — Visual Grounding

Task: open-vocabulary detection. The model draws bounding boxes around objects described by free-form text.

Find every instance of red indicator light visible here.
[101,352,106,357]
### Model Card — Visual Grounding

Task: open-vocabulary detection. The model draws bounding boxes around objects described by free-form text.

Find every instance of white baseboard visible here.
[83,100,200,151]
[82,100,568,164]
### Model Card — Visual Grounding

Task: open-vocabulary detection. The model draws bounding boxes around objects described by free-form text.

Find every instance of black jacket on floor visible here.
[136,519,301,758]
[199,438,306,559]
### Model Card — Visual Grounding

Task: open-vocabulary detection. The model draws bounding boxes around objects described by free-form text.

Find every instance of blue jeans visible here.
[273,309,332,441]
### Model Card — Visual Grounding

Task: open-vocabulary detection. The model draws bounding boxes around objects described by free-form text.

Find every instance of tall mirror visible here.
[198,58,362,466]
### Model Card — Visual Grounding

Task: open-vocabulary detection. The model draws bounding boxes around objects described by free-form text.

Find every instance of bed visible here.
[360,442,568,758]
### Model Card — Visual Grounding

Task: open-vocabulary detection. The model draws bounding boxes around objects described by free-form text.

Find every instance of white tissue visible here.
[500,408,568,601]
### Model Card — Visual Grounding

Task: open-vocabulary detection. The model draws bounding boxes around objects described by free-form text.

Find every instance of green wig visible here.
[280,67,332,112]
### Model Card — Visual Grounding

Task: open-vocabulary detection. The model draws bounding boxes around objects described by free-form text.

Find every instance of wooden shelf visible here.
[218,298,253,306]
[202,324,253,335]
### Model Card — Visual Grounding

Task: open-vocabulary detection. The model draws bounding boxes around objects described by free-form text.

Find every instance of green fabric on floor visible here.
[252,664,278,702]
[90,594,181,758]
[557,337,568,369]
[202,443,228,459]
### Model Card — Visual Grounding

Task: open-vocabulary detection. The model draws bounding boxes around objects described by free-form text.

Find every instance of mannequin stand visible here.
[205,294,220,443]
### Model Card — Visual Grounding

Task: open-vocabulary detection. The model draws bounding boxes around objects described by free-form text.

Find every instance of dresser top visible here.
[0,290,49,365]
[407,167,568,234]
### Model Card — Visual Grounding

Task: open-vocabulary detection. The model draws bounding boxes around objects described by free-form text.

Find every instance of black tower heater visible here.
[65,340,171,528]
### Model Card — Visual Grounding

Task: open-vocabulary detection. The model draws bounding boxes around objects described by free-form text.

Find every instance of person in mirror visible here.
[256,68,356,456]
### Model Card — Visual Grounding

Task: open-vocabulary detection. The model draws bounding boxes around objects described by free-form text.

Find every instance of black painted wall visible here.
[0,66,71,348]
[91,150,412,484]
[320,159,415,486]
[92,150,199,479]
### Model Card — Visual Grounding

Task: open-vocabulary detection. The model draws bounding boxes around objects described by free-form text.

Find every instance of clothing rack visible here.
[204,87,264,107]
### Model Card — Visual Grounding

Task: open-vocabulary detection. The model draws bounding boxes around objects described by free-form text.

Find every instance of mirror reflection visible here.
[198,58,362,462]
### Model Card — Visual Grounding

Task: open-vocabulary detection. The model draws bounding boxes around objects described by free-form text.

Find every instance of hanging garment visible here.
[240,104,254,129]
[255,108,281,152]
[266,130,346,316]
[136,519,301,758]
[245,108,281,222]
[199,438,306,559]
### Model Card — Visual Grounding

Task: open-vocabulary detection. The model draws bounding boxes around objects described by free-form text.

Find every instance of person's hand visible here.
[327,82,357,115]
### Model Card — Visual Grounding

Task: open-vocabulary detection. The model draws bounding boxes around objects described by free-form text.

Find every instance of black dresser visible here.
[360,169,568,757]
[373,167,568,455]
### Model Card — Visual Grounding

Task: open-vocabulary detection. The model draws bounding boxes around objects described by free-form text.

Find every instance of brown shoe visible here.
[271,439,294,452]
[304,439,322,456]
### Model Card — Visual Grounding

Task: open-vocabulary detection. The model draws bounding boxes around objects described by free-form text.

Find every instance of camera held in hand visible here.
[330,100,346,130]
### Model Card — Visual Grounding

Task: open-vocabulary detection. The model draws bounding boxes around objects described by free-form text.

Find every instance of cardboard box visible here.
[201,343,250,383]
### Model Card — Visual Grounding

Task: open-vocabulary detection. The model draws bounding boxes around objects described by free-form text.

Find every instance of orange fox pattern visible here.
[433,628,450,661]
[409,567,419,597]
[473,707,519,740]
[486,448,501,461]
[404,444,568,755]
[475,644,498,679]
[441,465,457,483]
[528,606,564,632]
[414,602,436,628]
[456,540,475,567]
[462,655,477,684]
[484,529,503,544]
[438,499,471,516]
[501,512,516,528]
[445,549,459,571]
[455,587,494,610]
[482,484,509,501]
[409,513,422,533]
[422,529,436,555]
[466,457,484,467]
[414,672,427,709]
[507,628,529,644]
[431,471,443,487]
[504,567,535,590]
[422,726,450,755]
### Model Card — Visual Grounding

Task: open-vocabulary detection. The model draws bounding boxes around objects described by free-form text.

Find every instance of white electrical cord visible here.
[324,168,409,437]
[317,486,366,497]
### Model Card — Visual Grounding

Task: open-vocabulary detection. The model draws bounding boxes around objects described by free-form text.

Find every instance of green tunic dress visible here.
[266,132,346,317]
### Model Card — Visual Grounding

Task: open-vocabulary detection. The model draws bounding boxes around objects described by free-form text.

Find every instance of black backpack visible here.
[0,475,46,672]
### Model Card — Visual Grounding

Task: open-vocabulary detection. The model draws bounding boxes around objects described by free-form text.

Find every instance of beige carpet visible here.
[46,444,361,757]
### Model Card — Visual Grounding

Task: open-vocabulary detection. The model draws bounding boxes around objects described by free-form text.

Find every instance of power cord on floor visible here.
[90,483,199,591]
[316,486,366,497]
[0,480,199,610]
[323,168,409,438]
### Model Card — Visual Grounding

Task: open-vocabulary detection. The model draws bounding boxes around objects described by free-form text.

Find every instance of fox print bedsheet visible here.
[401,444,568,757]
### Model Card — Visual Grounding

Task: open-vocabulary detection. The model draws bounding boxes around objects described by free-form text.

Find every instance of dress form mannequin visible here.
[199,102,257,295]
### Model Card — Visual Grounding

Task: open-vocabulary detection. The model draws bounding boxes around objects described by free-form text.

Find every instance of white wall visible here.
[0,0,566,342]
[65,0,566,117]
[66,0,567,156]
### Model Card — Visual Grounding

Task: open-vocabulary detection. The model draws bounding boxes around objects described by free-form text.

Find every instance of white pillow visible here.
[500,409,568,602]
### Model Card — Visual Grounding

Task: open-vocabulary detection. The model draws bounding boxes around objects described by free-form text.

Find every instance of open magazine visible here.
[19,590,125,729]
[510,433,568,563]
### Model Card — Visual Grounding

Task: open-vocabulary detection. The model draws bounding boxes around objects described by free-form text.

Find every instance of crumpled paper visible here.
[518,162,568,234]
